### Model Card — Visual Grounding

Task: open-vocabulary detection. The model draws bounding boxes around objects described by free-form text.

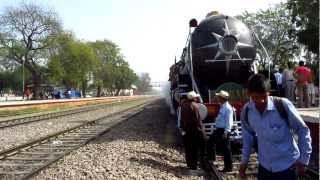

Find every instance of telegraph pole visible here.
[22,58,25,100]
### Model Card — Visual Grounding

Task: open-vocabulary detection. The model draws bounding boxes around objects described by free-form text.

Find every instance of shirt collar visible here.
[249,96,276,111]
[266,96,276,111]
[221,101,229,108]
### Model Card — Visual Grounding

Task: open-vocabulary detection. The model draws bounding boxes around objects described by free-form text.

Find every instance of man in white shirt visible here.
[282,62,296,102]
[274,67,283,96]
[207,90,234,172]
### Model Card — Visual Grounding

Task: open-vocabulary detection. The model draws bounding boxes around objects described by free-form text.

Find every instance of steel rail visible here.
[203,159,223,180]
[0,96,139,108]
[204,154,318,180]
[0,99,156,180]
[203,154,258,180]
[0,98,153,159]
[0,97,142,129]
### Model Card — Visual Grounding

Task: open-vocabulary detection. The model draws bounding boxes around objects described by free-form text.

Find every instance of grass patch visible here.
[0,105,72,118]
[0,97,152,118]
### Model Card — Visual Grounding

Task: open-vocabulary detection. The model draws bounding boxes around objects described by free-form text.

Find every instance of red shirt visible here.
[295,66,310,85]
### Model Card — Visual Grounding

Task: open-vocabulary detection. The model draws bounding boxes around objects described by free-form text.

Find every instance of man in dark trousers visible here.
[180,91,206,173]
[0,80,3,97]
[207,90,234,172]
[239,74,312,180]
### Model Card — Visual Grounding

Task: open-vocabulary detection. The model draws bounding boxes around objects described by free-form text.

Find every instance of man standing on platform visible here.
[294,61,311,108]
[282,62,296,102]
[0,80,3,97]
[274,67,283,97]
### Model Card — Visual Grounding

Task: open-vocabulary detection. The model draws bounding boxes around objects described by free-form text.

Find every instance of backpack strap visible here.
[271,96,290,128]
[243,97,291,136]
[242,105,256,136]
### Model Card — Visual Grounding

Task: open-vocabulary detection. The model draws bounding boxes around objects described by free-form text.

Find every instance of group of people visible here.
[178,73,312,180]
[274,61,316,108]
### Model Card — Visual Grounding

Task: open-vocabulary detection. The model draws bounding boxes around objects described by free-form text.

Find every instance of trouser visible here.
[182,132,204,170]
[258,165,295,180]
[207,128,232,170]
[297,84,309,108]
[277,84,284,97]
[308,83,316,105]
[284,81,295,102]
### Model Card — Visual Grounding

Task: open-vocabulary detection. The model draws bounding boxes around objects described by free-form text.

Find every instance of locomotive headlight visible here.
[219,35,237,55]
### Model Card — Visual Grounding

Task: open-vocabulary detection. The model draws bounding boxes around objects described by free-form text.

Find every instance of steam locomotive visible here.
[169,12,259,140]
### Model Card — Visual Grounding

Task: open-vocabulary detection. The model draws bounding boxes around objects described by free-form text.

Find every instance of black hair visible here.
[299,61,304,66]
[246,73,271,93]
[180,94,188,99]
[287,62,293,69]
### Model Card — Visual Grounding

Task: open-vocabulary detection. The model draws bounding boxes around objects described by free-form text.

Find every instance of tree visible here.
[113,59,137,95]
[287,0,319,54]
[0,3,62,99]
[236,3,300,70]
[48,33,99,97]
[101,57,137,96]
[89,40,119,96]
[136,72,151,94]
[0,67,31,94]
[89,40,137,96]
[90,40,119,64]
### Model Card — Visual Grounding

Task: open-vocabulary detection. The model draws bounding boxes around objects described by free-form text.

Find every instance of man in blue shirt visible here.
[273,67,283,97]
[239,74,312,180]
[207,90,234,172]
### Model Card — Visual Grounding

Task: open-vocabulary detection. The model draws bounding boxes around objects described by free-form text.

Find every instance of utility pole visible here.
[22,58,25,100]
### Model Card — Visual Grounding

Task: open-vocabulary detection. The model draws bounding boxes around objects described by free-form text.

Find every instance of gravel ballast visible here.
[33,99,204,180]
[0,99,152,152]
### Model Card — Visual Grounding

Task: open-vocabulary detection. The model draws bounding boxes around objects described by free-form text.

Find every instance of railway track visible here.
[203,154,258,180]
[0,97,144,129]
[0,99,155,180]
[204,154,319,180]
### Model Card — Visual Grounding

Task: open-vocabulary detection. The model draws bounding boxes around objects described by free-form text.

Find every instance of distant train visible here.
[169,12,260,141]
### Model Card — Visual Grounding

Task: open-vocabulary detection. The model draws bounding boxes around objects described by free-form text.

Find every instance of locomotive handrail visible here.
[251,28,271,79]
[203,120,242,140]
[205,58,257,62]
[187,29,203,103]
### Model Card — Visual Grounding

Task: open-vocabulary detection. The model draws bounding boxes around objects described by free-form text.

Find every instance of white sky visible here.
[0,0,286,82]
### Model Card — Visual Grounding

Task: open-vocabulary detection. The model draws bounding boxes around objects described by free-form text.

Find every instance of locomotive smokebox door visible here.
[191,15,256,101]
